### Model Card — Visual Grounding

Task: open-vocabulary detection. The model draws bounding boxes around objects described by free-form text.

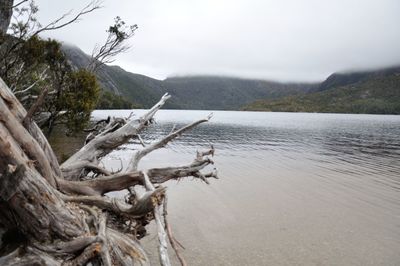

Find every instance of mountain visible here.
[64,44,400,114]
[62,44,316,110]
[163,76,315,110]
[243,67,400,114]
[62,44,176,108]
[314,66,400,92]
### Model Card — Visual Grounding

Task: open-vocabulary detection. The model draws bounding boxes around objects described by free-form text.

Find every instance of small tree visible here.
[0,0,103,133]
[61,69,100,132]
[88,16,138,72]
[0,0,137,134]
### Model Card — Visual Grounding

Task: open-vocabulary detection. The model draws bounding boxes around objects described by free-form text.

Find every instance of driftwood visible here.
[0,77,218,265]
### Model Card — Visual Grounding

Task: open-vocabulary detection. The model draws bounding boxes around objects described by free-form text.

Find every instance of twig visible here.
[12,0,28,8]
[98,213,112,266]
[163,195,187,266]
[32,0,103,37]
[23,87,48,127]
[143,172,171,266]
[127,113,212,171]
[14,67,48,95]
[137,134,146,147]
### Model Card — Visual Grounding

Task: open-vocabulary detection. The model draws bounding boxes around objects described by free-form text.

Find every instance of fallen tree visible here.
[0,77,218,265]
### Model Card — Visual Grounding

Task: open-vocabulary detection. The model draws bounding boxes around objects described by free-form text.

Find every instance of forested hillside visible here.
[163,76,314,110]
[64,44,400,113]
[63,44,315,110]
[62,44,178,109]
[243,70,400,114]
[314,66,400,92]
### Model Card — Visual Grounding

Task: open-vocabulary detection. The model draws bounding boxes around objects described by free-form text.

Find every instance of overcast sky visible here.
[35,0,400,82]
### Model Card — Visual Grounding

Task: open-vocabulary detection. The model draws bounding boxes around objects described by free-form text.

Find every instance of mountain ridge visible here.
[315,65,400,92]
[243,68,400,114]
[61,44,316,110]
[62,44,400,113]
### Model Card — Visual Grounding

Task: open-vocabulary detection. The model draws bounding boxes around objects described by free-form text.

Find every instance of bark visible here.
[0,0,13,34]
[0,164,87,241]
[0,76,217,265]
[60,93,171,180]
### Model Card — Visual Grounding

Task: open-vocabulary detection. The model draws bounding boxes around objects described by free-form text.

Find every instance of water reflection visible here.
[93,110,400,265]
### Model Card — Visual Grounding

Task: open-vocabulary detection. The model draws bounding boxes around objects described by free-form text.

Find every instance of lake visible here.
[92,110,400,266]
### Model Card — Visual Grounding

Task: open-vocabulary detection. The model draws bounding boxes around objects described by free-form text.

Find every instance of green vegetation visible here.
[0,33,102,133]
[243,73,400,114]
[0,0,140,135]
[59,44,400,114]
[162,76,314,110]
[63,46,318,111]
[61,45,167,108]
[101,65,166,108]
[60,69,100,131]
[96,89,138,109]
[0,1,103,134]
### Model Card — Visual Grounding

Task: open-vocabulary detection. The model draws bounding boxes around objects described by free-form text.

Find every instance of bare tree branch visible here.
[98,213,112,266]
[23,86,48,126]
[0,76,218,265]
[142,171,171,266]
[163,195,187,266]
[12,0,28,9]
[61,93,171,180]
[32,0,102,37]
[127,113,213,171]
[88,16,138,72]
[63,187,166,217]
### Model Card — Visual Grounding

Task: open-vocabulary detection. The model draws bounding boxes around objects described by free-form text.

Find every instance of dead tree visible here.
[0,77,218,265]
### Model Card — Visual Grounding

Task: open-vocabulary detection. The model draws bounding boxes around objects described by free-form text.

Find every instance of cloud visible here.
[36,0,400,81]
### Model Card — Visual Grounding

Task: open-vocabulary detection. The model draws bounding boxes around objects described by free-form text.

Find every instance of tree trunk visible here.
[0,77,217,265]
[0,0,13,34]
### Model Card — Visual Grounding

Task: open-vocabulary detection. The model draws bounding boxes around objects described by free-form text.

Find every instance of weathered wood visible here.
[0,78,62,178]
[23,87,48,127]
[0,165,24,201]
[61,93,171,180]
[63,187,166,217]
[0,165,87,241]
[58,171,144,196]
[0,96,57,187]
[0,76,217,265]
[147,156,216,184]
[142,172,171,266]
[127,113,212,171]
[98,213,112,266]
[0,247,62,266]
[61,242,101,266]
[34,236,98,254]
[108,228,150,266]
[163,195,188,266]
[58,158,215,197]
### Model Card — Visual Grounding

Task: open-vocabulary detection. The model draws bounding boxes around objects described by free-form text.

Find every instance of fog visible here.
[35,0,400,82]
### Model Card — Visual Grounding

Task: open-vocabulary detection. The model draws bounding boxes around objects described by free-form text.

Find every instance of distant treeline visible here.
[243,68,400,114]
[64,44,400,113]
[96,90,139,109]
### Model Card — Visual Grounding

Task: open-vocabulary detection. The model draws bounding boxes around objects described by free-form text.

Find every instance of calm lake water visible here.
[93,110,400,266]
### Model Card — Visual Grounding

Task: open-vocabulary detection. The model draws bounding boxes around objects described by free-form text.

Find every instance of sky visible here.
[33,0,400,82]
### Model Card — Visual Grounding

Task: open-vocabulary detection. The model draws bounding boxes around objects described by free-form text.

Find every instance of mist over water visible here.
[93,110,400,265]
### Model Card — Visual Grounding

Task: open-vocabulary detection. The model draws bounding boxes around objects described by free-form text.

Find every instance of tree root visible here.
[0,77,218,265]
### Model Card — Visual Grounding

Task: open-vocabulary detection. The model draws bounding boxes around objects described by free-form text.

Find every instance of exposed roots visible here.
[0,78,217,265]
